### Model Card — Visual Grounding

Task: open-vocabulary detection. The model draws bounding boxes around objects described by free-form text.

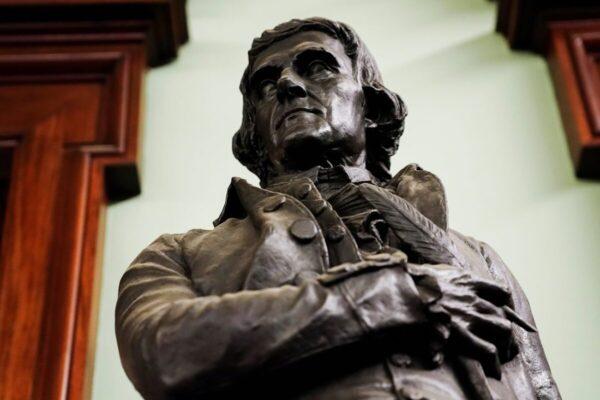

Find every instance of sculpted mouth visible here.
[276,108,323,130]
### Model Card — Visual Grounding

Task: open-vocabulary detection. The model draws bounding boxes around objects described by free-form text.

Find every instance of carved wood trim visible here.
[497,1,600,179]
[0,0,188,67]
[548,21,600,178]
[0,2,187,399]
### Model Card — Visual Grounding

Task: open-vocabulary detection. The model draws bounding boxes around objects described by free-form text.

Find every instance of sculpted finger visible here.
[428,303,451,325]
[502,305,537,333]
[468,313,514,362]
[469,277,512,307]
[451,323,502,379]
[474,298,506,318]
[508,335,520,361]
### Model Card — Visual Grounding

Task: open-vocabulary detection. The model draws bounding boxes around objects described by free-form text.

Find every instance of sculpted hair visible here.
[232,17,407,184]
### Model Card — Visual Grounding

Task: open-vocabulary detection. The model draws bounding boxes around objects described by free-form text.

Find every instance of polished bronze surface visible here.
[116,18,561,400]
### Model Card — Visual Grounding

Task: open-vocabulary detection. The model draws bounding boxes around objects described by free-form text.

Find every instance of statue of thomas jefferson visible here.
[116,18,561,400]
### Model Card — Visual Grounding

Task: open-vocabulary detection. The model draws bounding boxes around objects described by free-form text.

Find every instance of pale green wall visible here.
[92,0,600,398]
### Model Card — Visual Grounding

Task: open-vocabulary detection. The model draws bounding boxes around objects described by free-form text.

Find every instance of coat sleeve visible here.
[479,242,562,400]
[116,232,430,399]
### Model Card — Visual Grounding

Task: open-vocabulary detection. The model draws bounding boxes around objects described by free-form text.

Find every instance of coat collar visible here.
[214,164,449,231]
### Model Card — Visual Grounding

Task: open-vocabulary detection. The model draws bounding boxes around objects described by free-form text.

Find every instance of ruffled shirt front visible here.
[269,165,391,255]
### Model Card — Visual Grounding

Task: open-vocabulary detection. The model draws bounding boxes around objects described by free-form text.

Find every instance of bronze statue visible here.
[116,18,561,399]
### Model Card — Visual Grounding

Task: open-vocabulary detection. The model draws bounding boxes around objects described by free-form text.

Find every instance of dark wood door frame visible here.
[0,2,188,399]
[497,0,600,179]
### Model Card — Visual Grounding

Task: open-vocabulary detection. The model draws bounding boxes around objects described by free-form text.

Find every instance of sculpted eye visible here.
[307,60,332,76]
[259,80,276,98]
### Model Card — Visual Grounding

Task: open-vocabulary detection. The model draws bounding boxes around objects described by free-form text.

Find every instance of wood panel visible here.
[0,148,11,238]
[548,21,600,178]
[496,0,600,53]
[497,0,600,179]
[0,1,187,399]
[0,0,188,67]
[0,47,145,400]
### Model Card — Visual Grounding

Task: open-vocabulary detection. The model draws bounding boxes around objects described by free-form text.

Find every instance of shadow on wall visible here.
[390,33,587,221]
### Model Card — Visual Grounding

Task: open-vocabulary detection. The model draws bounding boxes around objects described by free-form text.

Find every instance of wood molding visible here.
[0,0,188,67]
[0,2,187,399]
[496,0,600,53]
[547,21,600,178]
[497,0,600,178]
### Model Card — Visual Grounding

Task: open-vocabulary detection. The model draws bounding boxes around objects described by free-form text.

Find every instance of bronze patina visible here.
[116,18,561,400]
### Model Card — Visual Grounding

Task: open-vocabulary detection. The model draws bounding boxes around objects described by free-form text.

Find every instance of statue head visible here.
[233,17,407,186]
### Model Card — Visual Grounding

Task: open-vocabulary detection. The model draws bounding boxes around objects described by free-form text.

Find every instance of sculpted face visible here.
[249,31,367,175]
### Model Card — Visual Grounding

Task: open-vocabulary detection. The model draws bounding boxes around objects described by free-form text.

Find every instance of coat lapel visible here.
[205,177,329,291]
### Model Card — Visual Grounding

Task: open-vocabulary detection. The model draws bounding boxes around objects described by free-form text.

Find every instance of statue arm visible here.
[116,232,430,399]
[479,242,562,400]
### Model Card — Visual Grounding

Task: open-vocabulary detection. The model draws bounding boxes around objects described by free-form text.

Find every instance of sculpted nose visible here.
[277,69,307,102]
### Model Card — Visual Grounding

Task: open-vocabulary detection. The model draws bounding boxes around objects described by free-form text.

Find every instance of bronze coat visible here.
[116,167,560,400]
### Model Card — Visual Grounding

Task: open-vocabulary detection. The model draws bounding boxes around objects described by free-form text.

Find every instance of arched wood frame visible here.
[0,1,188,399]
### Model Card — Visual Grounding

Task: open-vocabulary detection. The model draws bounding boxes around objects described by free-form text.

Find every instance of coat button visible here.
[290,219,318,243]
[399,387,425,400]
[296,183,312,199]
[326,225,346,242]
[263,196,286,212]
[312,199,328,215]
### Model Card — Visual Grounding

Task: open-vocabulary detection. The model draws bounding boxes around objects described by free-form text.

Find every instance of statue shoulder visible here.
[388,163,448,231]
[132,230,211,267]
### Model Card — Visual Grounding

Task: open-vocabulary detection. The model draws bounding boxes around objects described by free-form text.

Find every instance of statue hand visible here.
[319,252,452,342]
[407,263,530,378]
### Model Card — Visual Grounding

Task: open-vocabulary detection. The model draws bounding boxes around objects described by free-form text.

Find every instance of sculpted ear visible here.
[363,85,407,128]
